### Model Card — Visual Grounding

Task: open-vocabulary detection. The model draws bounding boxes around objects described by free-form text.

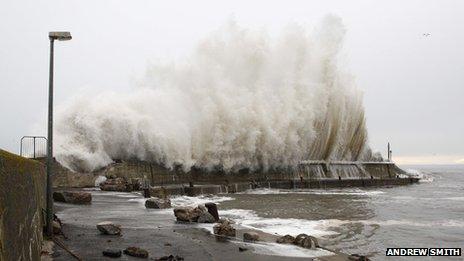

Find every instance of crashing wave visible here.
[55,15,370,173]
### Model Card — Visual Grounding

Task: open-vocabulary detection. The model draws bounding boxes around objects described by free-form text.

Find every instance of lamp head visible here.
[49,31,72,41]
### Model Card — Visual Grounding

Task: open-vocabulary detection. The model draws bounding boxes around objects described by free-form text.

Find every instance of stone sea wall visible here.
[0,150,46,261]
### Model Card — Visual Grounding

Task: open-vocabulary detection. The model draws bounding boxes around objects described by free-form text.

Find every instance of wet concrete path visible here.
[53,190,349,260]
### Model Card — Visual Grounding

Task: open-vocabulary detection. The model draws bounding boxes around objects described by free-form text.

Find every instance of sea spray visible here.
[55,15,369,173]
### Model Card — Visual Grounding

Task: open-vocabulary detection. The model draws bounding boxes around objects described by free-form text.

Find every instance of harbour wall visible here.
[102,160,409,185]
[0,150,46,261]
[150,177,419,197]
[43,158,416,191]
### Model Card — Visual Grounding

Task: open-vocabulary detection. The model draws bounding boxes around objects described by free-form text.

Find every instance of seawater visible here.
[217,165,464,260]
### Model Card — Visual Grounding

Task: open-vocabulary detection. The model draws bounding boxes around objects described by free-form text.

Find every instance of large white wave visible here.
[55,15,369,173]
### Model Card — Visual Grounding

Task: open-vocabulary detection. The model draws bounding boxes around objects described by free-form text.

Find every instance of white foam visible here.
[444,197,464,201]
[219,209,342,237]
[94,175,107,187]
[102,191,141,198]
[405,169,434,182]
[251,242,335,258]
[195,221,335,258]
[170,195,235,207]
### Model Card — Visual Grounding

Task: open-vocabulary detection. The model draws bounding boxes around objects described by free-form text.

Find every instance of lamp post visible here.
[46,31,72,237]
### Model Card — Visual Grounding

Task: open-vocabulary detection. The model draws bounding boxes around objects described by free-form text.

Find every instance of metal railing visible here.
[20,136,47,158]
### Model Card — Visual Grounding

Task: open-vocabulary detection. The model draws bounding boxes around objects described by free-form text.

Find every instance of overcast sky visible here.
[1,0,463,164]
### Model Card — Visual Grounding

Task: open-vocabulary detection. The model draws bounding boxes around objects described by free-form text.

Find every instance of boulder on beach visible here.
[243,232,259,242]
[294,233,319,249]
[145,197,171,209]
[349,254,371,261]
[213,220,236,237]
[155,254,184,261]
[100,177,132,192]
[53,191,92,204]
[123,247,149,258]
[173,205,207,222]
[103,249,122,258]
[197,211,216,223]
[173,208,194,222]
[205,202,219,221]
[97,221,121,235]
[276,234,295,244]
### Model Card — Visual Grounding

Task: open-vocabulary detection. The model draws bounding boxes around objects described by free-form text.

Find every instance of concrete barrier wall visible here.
[104,160,408,186]
[44,159,410,189]
[0,150,46,261]
[35,158,100,188]
[150,177,419,197]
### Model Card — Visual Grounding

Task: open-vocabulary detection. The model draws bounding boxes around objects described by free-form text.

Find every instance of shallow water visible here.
[217,165,464,260]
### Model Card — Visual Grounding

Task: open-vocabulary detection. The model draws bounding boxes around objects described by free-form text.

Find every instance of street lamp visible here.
[46,31,71,237]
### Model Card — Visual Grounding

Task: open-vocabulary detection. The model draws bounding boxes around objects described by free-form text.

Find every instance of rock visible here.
[197,211,216,223]
[349,254,371,261]
[213,220,236,237]
[276,235,295,244]
[197,204,207,212]
[173,207,204,222]
[123,247,149,258]
[145,197,171,209]
[189,207,204,221]
[205,202,219,221]
[294,234,319,249]
[239,247,248,252]
[53,191,91,204]
[173,208,193,222]
[243,232,259,242]
[100,177,132,192]
[52,220,62,235]
[155,255,184,261]
[97,221,121,235]
[103,249,122,258]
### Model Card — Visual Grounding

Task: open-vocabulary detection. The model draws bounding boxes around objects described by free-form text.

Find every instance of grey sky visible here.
[1,0,463,164]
